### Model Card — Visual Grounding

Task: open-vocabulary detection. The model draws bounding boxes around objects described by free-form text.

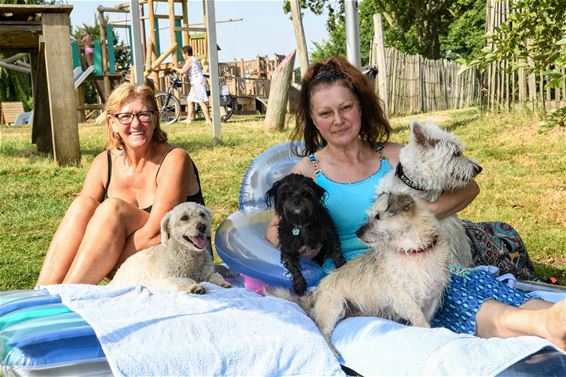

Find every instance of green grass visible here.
[1,109,565,290]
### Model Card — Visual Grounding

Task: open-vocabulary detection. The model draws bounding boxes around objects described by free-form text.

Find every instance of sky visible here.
[67,0,330,63]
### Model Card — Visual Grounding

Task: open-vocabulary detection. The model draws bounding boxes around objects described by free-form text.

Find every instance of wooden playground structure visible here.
[0,1,288,164]
[76,1,284,119]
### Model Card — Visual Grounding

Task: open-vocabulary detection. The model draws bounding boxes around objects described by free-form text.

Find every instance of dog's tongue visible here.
[190,235,207,249]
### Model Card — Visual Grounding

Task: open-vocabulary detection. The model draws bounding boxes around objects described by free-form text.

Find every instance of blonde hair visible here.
[99,83,167,151]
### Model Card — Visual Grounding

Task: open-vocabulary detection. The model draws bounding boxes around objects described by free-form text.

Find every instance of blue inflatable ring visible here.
[216,142,326,291]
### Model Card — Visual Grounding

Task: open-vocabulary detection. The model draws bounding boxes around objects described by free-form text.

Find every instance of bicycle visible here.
[155,72,235,125]
[155,73,184,125]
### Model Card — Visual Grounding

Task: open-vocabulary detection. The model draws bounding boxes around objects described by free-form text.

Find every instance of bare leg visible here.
[63,198,149,284]
[476,299,566,350]
[185,102,195,124]
[36,196,99,285]
[200,101,211,123]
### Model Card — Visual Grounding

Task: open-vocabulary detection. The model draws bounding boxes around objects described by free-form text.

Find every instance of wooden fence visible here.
[484,0,566,110]
[370,45,480,116]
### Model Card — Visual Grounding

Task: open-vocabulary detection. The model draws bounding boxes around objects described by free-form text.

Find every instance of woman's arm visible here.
[79,151,108,202]
[121,148,195,257]
[383,141,480,219]
[172,58,192,75]
[422,180,480,219]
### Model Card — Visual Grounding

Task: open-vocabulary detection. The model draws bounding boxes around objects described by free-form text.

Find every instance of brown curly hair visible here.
[291,56,391,156]
[101,83,167,152]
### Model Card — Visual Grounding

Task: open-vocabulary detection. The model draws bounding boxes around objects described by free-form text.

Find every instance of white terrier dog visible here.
[377,120,482,267]
[110,202,231,293]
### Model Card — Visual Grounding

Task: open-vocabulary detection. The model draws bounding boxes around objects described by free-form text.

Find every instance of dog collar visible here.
[405,236,438,254]
[395,163,426,191]
[292,227,300,236]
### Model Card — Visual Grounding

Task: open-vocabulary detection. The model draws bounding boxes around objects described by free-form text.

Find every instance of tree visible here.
[299,0,486,64]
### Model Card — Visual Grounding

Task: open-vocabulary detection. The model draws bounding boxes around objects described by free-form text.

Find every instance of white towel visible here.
[44,283,344,377]
[332,316,564,376]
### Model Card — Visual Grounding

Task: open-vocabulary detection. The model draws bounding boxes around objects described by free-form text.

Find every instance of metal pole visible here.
[205,0,222,145]
[129,0,145,85]
[344,0,360,68]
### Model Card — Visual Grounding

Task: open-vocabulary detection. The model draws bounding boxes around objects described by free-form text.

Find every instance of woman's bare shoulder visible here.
[382,141,403,166]
[292,156,315,178]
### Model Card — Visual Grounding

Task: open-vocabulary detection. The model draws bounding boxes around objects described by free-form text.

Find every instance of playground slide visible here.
[73,65,95,90]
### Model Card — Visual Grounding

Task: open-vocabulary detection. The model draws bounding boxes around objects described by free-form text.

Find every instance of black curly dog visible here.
[266,173,346,295]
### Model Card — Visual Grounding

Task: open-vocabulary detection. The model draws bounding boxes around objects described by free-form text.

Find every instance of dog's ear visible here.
[160,211,173,245]
[410,120,438,148]
[385,193,414,216]
[311,178,326,200]
[265,180,281,208]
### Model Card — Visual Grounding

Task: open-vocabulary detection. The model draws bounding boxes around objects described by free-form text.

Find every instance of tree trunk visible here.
[263,50,296,132]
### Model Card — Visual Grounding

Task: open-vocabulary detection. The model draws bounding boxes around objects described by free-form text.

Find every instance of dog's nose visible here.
[355,224,367,238]
[197,222,207,234]
[474,163,483,175]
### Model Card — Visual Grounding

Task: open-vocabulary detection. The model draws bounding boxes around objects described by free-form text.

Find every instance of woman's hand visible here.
[421,180,480,219]
[298,244,322,259]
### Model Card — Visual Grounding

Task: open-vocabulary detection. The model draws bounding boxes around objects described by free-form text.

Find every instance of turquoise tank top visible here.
[308,146,393,271]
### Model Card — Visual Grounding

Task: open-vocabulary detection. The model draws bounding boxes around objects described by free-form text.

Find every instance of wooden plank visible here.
[1,102,24,124]
[31,41,54,154]
[42,12,80,165]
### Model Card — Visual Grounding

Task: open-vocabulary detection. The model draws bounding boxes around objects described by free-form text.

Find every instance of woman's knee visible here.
[92,197,148,230]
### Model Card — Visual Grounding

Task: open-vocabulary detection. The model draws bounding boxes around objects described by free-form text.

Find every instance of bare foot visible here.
[542,300,566,350]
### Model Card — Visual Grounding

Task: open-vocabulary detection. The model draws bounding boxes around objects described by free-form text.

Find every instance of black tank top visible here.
[101,148,205,212]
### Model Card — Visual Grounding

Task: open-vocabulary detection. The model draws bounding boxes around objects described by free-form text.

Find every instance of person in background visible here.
[81,30,94,66]
[266,56,566,350]
[37,83,205,286]
[171,45,212,124]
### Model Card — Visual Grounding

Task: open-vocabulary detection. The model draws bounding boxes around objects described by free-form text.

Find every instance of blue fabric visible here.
[308,153,393,270]
[432,268,533,334]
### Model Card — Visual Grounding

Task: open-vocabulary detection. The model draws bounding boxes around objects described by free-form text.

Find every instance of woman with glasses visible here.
[36,83,205,285]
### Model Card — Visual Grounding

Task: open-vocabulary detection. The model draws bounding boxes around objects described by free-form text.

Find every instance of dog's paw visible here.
[219,281,232,288]
[187,283,206,294]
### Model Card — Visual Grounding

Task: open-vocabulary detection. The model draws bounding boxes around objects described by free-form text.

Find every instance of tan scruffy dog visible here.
[110,202,231,293]
[273,193,450,344]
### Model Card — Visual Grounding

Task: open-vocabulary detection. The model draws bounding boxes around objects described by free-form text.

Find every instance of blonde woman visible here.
[37,83,204,285]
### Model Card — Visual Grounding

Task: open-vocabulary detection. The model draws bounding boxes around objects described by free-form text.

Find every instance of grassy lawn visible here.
[0,108,564,291]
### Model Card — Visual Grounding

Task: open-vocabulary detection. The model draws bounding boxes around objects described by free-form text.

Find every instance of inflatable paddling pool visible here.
[2,142,566,376]
[216,142,326,292]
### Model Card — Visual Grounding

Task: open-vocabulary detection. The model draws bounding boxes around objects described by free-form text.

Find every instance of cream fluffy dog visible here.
[110,202,231,293]
[274,193,450,344]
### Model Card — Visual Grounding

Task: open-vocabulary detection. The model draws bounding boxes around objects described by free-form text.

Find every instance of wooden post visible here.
[205,0,222,145]
[42,12,80,165]
[289,0,309,78]
[372,14,389,117]
[147,0,159,89]
[181,0,190,45]
[97,8,111,100]
[31,41,53,154]
[168,0,177,66]
[129,0,145,86]
[264,50,296,132]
